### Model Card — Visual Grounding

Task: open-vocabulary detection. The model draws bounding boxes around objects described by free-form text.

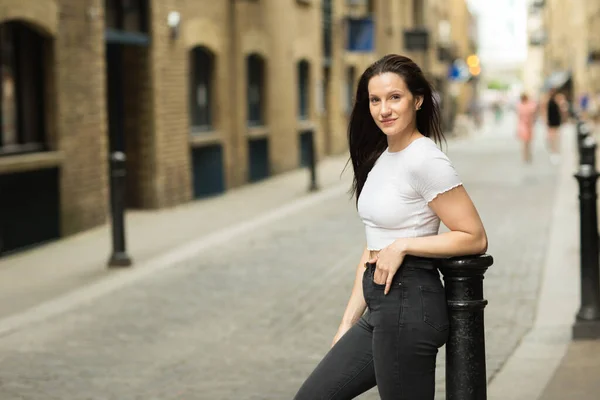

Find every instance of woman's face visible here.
[368,72,422,137]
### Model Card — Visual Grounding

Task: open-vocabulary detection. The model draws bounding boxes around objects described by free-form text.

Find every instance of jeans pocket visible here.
[362,270,371,306]
[419,285,449,332]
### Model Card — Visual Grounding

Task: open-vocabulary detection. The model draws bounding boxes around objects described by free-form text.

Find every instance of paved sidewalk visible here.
[539,340,600,400]
[0,154,353,320]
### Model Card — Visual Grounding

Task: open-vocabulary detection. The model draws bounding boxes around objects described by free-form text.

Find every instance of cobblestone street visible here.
[0,114,562,399]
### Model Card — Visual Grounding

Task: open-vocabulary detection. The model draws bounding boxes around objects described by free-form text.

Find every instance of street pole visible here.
[307,129,319,192]
[108,151,132,267]
[577,121,591,152]
[573,164,600,339]
[439,254,494,400]
[580,135,597,169]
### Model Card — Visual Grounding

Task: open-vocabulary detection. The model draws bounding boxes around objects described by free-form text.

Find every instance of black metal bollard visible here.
[573,164,600,339]
[438,254,494,400]
[580,136,597,169]
[577,122,591,150]
[307,130,319,192]
[576,118,585,135]
[108,151,132,268]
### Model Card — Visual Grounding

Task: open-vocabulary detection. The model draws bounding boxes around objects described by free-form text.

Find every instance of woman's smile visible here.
[381,118,397,126]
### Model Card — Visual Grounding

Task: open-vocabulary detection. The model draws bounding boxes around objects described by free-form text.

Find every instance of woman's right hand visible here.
[332,322,353,347]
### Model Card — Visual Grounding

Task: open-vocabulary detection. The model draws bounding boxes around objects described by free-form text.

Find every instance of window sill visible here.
[297,120,316,132]
[189,130,222,148]
[0,151,63,175]
[247,126,270,139]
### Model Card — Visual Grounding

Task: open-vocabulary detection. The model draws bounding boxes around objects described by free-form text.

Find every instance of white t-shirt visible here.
[357,136,462,251]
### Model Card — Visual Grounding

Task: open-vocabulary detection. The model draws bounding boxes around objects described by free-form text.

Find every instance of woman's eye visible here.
[370,98,379,104]
[391,95,401,100]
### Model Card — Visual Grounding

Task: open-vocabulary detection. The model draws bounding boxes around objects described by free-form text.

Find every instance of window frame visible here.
[189,46,214,133]
[0,22,47,156]
[246,54,265,127]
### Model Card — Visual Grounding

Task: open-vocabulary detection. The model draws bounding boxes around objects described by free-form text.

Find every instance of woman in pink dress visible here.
[517,93,538,163]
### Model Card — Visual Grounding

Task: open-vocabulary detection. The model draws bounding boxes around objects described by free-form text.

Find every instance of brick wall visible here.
[54,0,108,235]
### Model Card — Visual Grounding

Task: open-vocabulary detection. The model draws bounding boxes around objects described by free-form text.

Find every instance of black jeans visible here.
[294,256,449,400]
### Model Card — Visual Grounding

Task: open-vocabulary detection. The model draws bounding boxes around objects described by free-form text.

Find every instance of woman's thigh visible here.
[293,316,377,400]
[369,274,448,399]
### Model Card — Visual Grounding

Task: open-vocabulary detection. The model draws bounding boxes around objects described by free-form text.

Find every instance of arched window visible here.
[189,46,214,131]
[297,60,310,120]
[246,54,265,126]
[0,22,47,155]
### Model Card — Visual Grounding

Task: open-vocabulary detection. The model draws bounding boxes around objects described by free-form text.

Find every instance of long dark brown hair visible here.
[346,54,445,204]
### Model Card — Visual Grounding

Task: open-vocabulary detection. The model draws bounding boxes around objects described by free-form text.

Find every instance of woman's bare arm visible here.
[398,185,488,258]
[339,247,370,326]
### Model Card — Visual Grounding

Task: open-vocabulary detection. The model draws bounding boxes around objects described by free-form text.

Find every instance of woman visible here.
[294,55,488,400]
[516,93,538,163]
[546,89,562,164]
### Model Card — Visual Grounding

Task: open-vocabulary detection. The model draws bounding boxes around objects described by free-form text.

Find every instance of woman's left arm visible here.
[395,185,487,258]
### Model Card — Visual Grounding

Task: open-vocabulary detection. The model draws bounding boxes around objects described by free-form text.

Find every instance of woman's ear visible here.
[415,96,424,111]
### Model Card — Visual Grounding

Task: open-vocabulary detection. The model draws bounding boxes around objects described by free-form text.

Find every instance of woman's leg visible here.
[293,316,377,400]
[547,126,559,154]
[523,139,532,163]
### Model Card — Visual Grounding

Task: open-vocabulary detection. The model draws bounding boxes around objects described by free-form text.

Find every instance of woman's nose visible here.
[380,103,391,116]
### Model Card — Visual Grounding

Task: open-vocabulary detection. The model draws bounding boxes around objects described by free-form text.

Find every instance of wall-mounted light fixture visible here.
[167,11,181,40]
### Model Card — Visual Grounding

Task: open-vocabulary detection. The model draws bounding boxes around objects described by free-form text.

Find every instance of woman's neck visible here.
[387,128,422,153]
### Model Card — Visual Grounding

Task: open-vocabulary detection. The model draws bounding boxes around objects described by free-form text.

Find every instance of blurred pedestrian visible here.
[516,92,537,163]
[294,54,488,400]
[546,88,562,164]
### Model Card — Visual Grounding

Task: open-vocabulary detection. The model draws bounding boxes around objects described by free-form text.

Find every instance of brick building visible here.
[0,0,473,256]
[529,0,598,103]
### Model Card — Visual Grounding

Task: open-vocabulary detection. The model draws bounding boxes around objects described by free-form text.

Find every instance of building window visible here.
[345,66,356,113]
[297,60,310,120]
[322,0,332,64]
[189,47,214,131]
[0,22,47,156]
[105,0,149,33]
[247,54,265,126]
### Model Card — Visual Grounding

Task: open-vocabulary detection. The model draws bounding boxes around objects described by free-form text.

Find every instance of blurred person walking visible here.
[293,55,488,400]
[516,93,538,164]
[546,88,562,164]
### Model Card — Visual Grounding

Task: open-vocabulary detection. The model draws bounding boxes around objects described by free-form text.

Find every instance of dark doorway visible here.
[191,145,225,198]
[299,130,313,168]
[248,138,270,182]
[0,168,60,256]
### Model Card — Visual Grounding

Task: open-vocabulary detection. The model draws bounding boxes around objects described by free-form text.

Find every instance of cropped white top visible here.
[357,136,462,250]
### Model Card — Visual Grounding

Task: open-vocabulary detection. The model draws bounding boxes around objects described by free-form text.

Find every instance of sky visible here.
[467,0,528,69]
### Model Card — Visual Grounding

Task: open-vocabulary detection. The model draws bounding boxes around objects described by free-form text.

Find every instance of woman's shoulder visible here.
[403,137,450,165]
